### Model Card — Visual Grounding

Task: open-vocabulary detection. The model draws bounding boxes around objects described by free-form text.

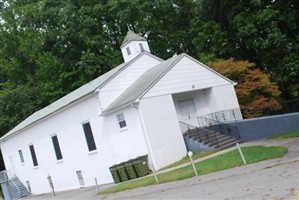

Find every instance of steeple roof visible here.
[121,30,147,48]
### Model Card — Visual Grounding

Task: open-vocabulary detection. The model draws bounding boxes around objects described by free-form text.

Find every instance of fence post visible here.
[188,151,198,176]
[151,164,159,183]
[236,143,247,164]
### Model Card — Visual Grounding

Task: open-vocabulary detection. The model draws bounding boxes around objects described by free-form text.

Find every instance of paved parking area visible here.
[25,138,299,200]
[23,184,112,200]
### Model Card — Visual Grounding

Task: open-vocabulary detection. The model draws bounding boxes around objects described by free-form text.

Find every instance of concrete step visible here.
[203,134,232,145]
[218,140,243,150]
[207,136,238,147]
[187,130,221,141]
[190,133,221,143]
[184,127,243,151]
[9,177,30,198]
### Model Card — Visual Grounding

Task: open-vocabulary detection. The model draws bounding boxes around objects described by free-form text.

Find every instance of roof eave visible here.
[101,101,138,116]
[120,39,146,48]
[0,91,97,142]
[1,52,163,141]
[101,54,185,115]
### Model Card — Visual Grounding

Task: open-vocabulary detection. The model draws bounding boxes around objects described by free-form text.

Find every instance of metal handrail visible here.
[199,108,243,123]
[179,109,242,150]
[0,170,8,183]
[10,176,21,200]
[196,116,240,140]
[180,120,220,147]
[179,121,196,133]
[179,120,196,128]
[213,128,219,148]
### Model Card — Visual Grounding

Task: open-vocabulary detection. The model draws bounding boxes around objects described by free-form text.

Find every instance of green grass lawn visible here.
[159,150,217,171]
[100,145,287,194]
[268,130,299,139]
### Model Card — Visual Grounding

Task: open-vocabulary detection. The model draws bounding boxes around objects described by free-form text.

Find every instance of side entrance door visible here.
[178,98,197,121]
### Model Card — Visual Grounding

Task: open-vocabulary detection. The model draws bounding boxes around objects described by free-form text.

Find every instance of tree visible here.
[0,0,296,136]
[100,0,199,59]
[208,59,282,118]
[0,0,125,135]
[0,86,46,135]
[193,0,299,99]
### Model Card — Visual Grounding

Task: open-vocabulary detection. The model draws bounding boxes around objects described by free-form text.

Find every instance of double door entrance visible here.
[177,98,198,126]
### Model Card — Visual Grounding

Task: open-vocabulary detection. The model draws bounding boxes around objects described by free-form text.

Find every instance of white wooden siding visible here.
[139,95,187,170]
[102,106,148,163]
[143,56,231,98]
[0,51,241,195]
[121,41,151,62]
[206,85,241,113]
[99,54,162,109]
[0,95,148,194]
[173,89,211,120]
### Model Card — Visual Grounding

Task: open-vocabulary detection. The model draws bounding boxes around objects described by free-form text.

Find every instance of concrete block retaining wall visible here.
[228,112,299,142]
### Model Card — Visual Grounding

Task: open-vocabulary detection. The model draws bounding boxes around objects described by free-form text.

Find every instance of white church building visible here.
[0,31,241,194]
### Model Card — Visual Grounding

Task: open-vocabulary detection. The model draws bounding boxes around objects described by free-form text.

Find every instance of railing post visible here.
[227,125,231,137]
[199,127,203,142]
[222,111,225,122]
[236,126,241,140]
[232,110,236,121]
[193,116,240,148]
[196,117,200,128]
[215,113,218,122]
[211,127,218,148]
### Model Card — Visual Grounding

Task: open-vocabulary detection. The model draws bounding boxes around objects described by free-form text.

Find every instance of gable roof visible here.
[1,51,161,141]
[121,30,147,48]
[102,54,185,115]
[102,53,236,115]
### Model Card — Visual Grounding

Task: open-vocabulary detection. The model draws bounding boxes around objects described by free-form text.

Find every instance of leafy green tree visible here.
[0,86,46,134]
[0,0,297,137]
[193,0,299,99]
[0,0,122,135]
[100,0,199,59]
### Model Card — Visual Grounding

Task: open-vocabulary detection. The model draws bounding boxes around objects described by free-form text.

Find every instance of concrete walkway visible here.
[25,138,299,200]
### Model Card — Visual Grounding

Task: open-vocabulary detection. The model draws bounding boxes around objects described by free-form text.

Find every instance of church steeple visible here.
[120,30,151,62]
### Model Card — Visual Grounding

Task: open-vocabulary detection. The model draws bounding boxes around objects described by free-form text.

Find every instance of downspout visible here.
[131,103,158,171]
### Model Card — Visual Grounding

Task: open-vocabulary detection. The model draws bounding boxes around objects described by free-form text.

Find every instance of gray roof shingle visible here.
[102,54,185,115]
[0,63,126,140]
[1,51,162,140]
[121,30,147,48]
[102,53,236,115]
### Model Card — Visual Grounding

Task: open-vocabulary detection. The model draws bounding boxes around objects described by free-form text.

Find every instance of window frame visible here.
[116,113,127,129]
[51,135,63,161]
[29,144,38,167]
[82,122,97,152]
[139,43,144,51]
[126,47,131,55]
[76,170,85,186]
[18,149,25,164]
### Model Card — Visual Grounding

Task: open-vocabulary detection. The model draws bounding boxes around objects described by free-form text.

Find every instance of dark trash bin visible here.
[117,162,130,182]
[109,165,122,183]
[124,160,138,179]
[133,155,149,177]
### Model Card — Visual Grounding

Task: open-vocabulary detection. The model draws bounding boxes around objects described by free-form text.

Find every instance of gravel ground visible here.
[25,138,299,200]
